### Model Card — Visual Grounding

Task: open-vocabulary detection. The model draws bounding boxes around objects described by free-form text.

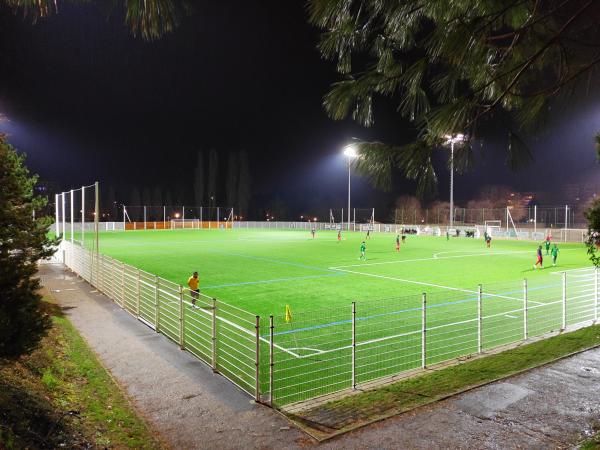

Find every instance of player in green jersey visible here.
[360,241,367,260]
[551,244,559,266]
[545,238,551,255]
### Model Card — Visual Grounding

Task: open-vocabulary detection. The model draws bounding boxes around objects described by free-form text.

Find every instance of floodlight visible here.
[343,145,358,158]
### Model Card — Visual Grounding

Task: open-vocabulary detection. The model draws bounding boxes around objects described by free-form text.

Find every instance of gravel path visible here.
[40,263,600,449]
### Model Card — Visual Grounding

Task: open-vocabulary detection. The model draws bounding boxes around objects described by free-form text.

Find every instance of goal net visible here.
[171,219,200,229]
[483,220,502,236]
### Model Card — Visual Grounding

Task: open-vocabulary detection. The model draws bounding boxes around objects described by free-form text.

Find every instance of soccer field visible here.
[70,228,596,406]
[89,228,589,315]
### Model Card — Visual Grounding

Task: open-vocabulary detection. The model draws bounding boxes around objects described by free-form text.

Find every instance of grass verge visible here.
[0,296,163,449]
[580,430,600,450]
[290,324,600,441]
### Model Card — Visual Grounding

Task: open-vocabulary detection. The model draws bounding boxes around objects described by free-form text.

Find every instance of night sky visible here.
[1,2,599,218]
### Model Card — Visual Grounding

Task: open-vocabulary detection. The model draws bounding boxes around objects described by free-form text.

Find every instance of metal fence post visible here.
[154,276,160,332]
[269,315,274,406]
[523,279,528,340]
[136,269,141,317]
[595,268,598,324]
[255,316,260,403]
[351,301,356,389]
[212,298,218,372]
[477,284,482,353]
[421,293,427,369]
[179,286,185,349]
[561,272,567,331]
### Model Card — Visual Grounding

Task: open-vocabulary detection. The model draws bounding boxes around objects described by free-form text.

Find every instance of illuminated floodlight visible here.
[343,145,358,158]
[442,132,466,229]
[174,212,181,219]
[444,133,466,145]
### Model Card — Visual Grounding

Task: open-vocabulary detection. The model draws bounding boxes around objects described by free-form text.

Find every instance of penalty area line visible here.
[330,267,545,305]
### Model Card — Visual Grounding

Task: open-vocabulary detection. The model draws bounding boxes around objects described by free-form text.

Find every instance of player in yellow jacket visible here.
[187,271,200,308]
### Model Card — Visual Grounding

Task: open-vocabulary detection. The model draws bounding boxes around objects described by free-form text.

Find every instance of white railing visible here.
[266,268,599,408]
[60,241,261,401]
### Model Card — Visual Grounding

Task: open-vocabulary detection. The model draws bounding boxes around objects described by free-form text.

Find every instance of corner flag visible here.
[285,305,293,323]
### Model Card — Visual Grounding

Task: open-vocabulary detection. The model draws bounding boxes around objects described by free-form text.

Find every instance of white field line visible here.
[162,298,301,358]
[287,347,327,355]
[330,248,581,270]
[330,267,546,306]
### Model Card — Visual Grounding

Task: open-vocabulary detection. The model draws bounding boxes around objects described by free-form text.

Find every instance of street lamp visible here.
[343,145,359,231]
[443,133,466,228]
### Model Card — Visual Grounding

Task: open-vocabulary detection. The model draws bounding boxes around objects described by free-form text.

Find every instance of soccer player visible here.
[359,241,366,260]
[446,230,450,241]
[337,229,342,242]
[187,271,200,307]
[551,244,559,266]
[395,234,400,252]
[401,235,406,244]
[533,245,543,270]
[486,233,492,248]
[366,229,371,240]
[545,236,551,255]
[311,228,316,239]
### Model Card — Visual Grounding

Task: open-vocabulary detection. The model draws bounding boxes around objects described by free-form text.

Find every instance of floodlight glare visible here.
[444,133,466,145]
[442,132,466,228]
[343,145,358,158]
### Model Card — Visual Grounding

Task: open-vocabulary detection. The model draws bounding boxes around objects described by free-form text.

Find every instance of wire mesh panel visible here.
[481,280,525,349]
[566,268,597,325]
[156,279,181,343]
[180,291,213,363]
[355,296,422,383]
[213,301,257,396]
[138,270,157,328]
[526,275,563,337]
[271,307,352,406]
[426,290,479,365]
[122,265,138,316]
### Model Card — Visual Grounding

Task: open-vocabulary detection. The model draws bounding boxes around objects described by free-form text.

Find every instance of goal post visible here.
[506,207,520,239]
[171,219,200,229]
[483,220,502,237]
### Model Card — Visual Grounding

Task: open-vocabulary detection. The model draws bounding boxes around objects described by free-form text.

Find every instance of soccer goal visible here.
[171,219,200,229]
[484,220,502,236]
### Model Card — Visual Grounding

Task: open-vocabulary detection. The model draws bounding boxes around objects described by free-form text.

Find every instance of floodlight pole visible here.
[347,157,352,231]
[449,140,454,229]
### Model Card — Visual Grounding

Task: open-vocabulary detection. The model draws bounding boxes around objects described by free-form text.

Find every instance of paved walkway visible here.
[40,263,600,449]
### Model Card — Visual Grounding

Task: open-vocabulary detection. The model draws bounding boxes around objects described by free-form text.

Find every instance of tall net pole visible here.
[70,189,74,244]
[95,182,99,254]
[61,193,66,240]
[81,186,85,245]
[55,194,60,237]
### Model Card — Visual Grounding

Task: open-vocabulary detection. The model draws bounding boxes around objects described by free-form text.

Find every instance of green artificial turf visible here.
[78,228,589,315]
[67,228,596,405]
